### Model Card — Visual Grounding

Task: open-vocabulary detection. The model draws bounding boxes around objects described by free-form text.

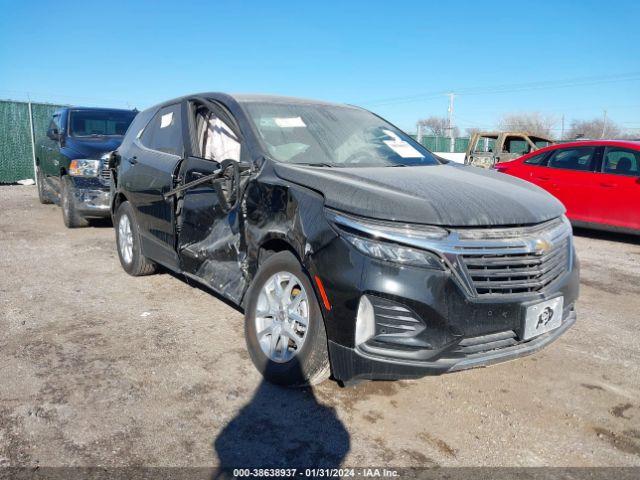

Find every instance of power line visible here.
[357,72,640,107]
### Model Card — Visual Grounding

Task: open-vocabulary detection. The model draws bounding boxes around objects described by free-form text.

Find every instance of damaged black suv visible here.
[110,93,579,386]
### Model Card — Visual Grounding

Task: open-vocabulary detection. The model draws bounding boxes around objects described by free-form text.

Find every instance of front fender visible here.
[242,168,338,305]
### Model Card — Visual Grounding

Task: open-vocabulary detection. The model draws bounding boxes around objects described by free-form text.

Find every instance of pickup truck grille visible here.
[461,237,569,295]
[100,163,111,182]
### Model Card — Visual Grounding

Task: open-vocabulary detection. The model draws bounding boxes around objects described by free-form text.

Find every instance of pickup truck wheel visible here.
[114,201,157,276]
[245,251,330,387]
[36,167,53,204]
[61,176,89,228]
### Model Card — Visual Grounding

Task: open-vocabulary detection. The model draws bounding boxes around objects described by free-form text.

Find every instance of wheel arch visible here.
[111,192,129,215]
[258,237,302,267]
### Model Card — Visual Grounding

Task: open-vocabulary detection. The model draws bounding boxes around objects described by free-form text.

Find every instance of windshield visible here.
[69,110,136,137]
[242,102,440,167]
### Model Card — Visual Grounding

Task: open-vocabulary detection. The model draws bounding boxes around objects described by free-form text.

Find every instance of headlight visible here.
[68,159,100,177]
[343,232,444,269]
[325,209,446,269]
[325,209,448,242]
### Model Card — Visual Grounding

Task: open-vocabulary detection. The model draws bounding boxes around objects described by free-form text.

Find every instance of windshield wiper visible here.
[294,162,338,168]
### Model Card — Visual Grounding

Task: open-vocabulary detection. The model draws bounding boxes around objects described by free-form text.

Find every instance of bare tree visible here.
[566,118,622,139]
[465,127,482,136]
[497,112,556,138]
[417,116,459,137]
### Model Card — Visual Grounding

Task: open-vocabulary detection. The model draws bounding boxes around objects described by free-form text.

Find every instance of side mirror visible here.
[47,128,60,141]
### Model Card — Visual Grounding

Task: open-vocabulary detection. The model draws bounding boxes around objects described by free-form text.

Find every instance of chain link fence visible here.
[0,100,65,183]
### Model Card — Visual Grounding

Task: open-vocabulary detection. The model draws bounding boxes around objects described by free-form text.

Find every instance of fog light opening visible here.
[355,295,375,346]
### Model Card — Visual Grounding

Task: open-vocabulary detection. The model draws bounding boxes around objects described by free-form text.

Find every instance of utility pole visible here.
[447,93,455,153]
[601,109,608,138]
[560,115,565,140]
[416,122,423,144]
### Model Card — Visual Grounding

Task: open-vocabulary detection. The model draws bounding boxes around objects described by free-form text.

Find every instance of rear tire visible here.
[36,166,53,204]
[114,201,157,276]
[244,251,330,387]
[61,176,89,228]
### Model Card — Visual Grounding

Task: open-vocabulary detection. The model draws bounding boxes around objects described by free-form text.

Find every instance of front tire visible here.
[114,201,157,276]
[61,176,89,228]
[244,251,330,387]
[36,166,53,204]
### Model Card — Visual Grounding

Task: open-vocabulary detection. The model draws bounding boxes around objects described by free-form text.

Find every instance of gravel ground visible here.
[0,185,639,468]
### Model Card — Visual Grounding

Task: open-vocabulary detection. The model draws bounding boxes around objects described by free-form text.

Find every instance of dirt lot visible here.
[1,184,639,468]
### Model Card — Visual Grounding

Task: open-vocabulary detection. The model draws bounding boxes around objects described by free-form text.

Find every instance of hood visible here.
[61,136,124,160]
[273,162,565,227]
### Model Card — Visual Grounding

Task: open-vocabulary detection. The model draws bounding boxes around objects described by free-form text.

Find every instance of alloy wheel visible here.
[118,214,133,264]
[254,271,309,363]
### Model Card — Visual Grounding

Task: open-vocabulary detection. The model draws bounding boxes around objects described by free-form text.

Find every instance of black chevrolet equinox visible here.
[110,93,579,386]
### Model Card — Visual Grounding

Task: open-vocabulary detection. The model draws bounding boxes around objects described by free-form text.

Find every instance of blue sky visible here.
[1,0,639,135]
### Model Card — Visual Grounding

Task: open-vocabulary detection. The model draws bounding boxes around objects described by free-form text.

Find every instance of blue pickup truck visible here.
[36,107,137,227]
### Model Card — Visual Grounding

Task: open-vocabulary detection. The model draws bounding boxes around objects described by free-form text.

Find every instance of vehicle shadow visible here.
[88,217,113,228]
[163,269,350,471]
[211,367,350,474]
[573,227,640,245]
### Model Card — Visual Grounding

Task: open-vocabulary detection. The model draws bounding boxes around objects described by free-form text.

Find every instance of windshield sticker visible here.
[274,117,306,128]
[382,129,424,158]
[160,112,173,128]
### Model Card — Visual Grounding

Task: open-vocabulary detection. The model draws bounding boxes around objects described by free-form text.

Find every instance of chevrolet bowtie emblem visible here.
[534,238,553,255]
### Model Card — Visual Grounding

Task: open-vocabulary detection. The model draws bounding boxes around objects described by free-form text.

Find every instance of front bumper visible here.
[328,306,576,382]
[310,230,580,383]
[69,177,111,217]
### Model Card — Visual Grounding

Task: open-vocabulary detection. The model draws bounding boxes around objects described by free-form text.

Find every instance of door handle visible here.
[127,156,138,165]
[600,182,617,188]
[534,176,551,181]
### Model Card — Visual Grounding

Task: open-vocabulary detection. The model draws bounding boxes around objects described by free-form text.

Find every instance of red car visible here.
[495,140,640,234]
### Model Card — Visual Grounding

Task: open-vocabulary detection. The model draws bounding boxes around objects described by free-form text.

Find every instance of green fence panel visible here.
[454,137,470,152]
[417,135,470,153]
[0,101,32,183]
[0,100,65,183]
[32,103,64,149]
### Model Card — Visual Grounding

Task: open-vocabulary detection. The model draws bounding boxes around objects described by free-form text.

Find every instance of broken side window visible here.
[473,136,496,153]
[503,136,531,155]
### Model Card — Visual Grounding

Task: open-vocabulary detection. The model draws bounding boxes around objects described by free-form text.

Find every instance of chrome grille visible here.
[100,163,111,182]
[459,229,570,296]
